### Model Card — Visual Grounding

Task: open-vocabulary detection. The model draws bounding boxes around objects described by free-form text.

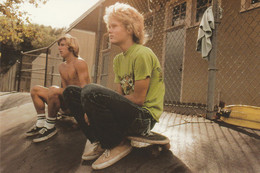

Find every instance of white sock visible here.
[44,117,56,129]
[36,114,46,127]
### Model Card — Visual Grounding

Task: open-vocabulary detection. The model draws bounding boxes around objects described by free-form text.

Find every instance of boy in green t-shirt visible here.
[63,2,165,170]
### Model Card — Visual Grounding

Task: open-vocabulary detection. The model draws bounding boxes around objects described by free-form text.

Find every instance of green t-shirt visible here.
[113,43,165,122]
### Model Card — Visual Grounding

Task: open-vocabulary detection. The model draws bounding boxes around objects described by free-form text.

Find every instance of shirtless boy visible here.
[26,34,90,143]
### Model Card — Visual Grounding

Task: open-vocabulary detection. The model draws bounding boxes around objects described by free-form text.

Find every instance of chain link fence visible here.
[17,47,62,92]
[216,0,260,107]
[97,0,260,116]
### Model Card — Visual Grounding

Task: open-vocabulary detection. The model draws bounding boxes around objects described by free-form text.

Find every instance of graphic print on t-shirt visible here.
[119,74,134,95]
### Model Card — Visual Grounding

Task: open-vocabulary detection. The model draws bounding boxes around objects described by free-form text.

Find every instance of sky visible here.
[20,0,100,29]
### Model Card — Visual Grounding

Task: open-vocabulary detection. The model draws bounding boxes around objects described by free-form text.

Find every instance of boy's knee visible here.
[30,85,42,96]
[48,86,58,94]
[82,83,103,96]
[48,86,60,99]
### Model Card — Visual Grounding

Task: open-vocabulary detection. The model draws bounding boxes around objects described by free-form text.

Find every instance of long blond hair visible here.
[57,34,79,57]
[103,2,145,45]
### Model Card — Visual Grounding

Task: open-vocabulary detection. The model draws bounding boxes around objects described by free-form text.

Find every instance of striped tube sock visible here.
[36,114,46,127]
[44,117,56,129]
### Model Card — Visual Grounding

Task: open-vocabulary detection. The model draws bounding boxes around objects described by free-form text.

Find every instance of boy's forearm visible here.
[124,94,144,106]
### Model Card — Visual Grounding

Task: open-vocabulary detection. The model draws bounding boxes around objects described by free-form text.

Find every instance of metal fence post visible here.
[206,0,220,119]
[17,51,23,92]
[93,4,103,83]
[44,48,49,87]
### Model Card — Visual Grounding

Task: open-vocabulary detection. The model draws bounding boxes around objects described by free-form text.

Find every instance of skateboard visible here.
[127,131,170,157]
[217,104,260,130]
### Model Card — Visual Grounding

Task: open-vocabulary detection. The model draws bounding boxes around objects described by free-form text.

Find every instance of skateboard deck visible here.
[217,105,260,130]
[127,132,170,156]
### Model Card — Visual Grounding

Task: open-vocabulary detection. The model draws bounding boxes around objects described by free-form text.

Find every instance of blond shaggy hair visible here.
[57,34,79,57]
[103,2,145,45]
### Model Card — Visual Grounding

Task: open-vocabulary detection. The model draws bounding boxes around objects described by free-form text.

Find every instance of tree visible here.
[29,24,64,49]
[0,0,48,46]
[0,0,65,73]
[0,19,64,73]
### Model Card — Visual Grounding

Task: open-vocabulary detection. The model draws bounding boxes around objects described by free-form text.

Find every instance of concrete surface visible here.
[0,92,259,173]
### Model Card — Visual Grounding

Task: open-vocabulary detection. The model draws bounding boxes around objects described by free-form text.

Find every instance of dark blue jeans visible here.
[63,84,156,149]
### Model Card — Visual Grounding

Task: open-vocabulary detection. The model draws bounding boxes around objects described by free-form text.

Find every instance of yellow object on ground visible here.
[220,105,260,130]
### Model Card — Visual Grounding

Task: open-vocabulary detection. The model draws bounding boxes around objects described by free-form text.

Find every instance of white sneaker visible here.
[82,140,104,160]
[92,140,132,170]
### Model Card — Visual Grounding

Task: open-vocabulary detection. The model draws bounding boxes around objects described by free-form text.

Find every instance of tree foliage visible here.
[0,17,64,73]
[0,0,65,73]
[0,0,49,46]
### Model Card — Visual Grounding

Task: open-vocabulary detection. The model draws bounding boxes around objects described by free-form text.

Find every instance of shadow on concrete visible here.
[83,148,192,173]
[1,116,191,173]
[0,118,86,173]
[214,120,260,140]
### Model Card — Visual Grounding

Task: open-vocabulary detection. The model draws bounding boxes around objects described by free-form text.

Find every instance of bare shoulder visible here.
[74,57,88,67]
[76,57,87,63]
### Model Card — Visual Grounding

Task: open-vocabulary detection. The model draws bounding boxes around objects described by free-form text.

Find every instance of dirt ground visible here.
[0,92,191,173]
